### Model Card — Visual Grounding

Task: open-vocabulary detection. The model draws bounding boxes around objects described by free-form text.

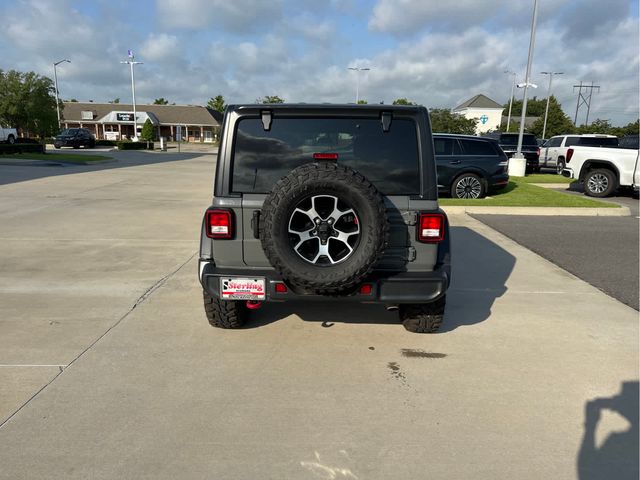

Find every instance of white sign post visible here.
[176,125,182,152]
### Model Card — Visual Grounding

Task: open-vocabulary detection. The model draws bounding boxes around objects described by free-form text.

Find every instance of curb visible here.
[530,183,572,189]
[441,206,631,216]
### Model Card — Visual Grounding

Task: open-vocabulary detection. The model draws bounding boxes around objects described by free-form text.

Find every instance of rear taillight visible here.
[537,147,541,157]
[205,209,233,239]
[417,213,445,243]
[566,148,574,163]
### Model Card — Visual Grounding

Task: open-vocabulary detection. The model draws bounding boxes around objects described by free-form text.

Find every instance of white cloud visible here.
[140,34,180,62]
[156,0,283,31]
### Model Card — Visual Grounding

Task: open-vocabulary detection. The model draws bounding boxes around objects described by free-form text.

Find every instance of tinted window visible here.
[434,137,457,155]
[460,139,496,156]
[547,137,562,147]
[564,136,580,146]
[577,137,618,147]
[61,128,79,135]
[232,117,420,194]
[499,134,538,146]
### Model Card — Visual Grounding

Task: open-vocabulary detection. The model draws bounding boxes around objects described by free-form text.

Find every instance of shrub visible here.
[117,141,154,150]
[15,137,40,144]
[0,143,45,154]
[95,139,117,147]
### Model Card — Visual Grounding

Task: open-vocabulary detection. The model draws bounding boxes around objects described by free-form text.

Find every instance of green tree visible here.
[527,97,576,137]
[109,98,120,104]
[356,99,368,104]
[207,95,226,113]
[256,95,284,104]
[0,69,59,137]
[502,96,547,117]
[576,119,616,135]
[68,98,78,102]
[153,97,169,105]
[140,118,155,145]
[392,98,416,105]
[429,108,477,135]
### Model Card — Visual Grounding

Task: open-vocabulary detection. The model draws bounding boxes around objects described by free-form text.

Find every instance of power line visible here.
[573,81,600,125]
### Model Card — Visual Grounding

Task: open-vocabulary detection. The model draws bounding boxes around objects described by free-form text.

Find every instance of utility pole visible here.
[121,50,143,141]
[515,0,539,159]
[573,81,600,126]
[504,70,517,131]
[540,71,563,139]
[347,66,371,103]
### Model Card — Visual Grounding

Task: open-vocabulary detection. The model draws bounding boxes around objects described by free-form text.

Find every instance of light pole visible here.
[121,50,143,141]
[504,70,517,131]
[348,66,370,103]
[53,59,70,130]
[515,0,539,161]
[540,71,563,139]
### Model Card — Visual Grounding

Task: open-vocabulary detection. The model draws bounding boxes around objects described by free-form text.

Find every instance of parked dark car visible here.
[483,132,540,172]
[433,133,509,198]
[54,128,95,149]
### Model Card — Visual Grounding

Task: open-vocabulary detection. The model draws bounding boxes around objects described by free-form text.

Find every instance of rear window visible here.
[459,139,497,156]
[576,137,618,147]
[231,117,420,194]
[498,134,538,146]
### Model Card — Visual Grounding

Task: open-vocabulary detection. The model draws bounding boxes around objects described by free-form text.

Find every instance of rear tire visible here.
[451,173,485,199]
[7,135,15,145]
[584,168,616,197]
[556,158,565,175]
[399,296,446,333]
[203,289,248,328]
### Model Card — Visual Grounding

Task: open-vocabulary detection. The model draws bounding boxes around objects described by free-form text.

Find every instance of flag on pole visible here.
[127,50,133,58]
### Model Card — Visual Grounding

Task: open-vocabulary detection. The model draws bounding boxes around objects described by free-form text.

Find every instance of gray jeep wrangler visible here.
[199,104,451,333]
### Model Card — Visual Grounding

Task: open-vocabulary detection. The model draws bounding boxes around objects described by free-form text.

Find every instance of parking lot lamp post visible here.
[348,67,370,103]
[540,71,563,139]
[121,51,143,141]
[515,0,539,160]
[53,59,70,130]
[504,70,517,131]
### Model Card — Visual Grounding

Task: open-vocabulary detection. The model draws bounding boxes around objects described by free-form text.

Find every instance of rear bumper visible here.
[490,173,510,188]
[199,262,450,304]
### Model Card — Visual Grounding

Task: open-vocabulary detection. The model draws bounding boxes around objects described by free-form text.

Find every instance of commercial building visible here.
[453,94,505,134]
[60,102,222,142]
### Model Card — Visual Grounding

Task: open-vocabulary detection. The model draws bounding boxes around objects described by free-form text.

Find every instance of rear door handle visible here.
[449,160,461,165]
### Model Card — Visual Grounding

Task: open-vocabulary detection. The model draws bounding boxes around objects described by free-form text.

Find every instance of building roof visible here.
[454,94,503,110]
[61,102,220,126]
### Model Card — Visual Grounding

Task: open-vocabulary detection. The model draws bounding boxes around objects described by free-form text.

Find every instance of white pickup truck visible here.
[0,126,17,144]
[562,146,639,197]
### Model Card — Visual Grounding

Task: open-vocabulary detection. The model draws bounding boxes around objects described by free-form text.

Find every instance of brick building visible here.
[60,102,222,142]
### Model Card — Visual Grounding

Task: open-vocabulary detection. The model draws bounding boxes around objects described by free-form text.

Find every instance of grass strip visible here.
[0,153,112,163]
[439,178,617,208]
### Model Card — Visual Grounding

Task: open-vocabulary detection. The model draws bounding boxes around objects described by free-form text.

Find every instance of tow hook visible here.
[246,300,263,310]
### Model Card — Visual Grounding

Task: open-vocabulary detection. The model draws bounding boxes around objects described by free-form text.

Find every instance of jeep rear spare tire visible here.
[260,162,389,293]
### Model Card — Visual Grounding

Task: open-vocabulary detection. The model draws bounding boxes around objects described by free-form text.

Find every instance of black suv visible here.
[54,128,96,149]
[483,132,540,172]
[199,104,451,333]
[434,133,508,198]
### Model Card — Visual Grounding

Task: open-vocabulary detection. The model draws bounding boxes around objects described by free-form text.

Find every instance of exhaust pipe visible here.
[246,300,263,310]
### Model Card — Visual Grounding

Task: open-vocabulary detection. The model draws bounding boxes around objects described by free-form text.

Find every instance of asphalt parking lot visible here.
[0,151,638,479]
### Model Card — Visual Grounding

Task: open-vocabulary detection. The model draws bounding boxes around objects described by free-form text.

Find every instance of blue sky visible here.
[1,0,638,125]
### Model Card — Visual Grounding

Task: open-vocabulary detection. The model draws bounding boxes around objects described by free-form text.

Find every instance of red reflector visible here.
[313,153,339,160]
[359,284,373,295]
[275,282,288,293]
[205,209,232,239]
[418,213,445,243]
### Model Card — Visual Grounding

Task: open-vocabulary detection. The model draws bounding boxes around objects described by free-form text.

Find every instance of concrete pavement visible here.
[0,153,637,479]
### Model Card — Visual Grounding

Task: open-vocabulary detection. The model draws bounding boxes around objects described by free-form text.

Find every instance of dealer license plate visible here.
[220,277,266,300]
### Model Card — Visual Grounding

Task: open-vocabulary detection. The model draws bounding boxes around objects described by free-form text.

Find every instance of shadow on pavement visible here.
[578,381,639,480]
[0,150,214,186]
[244,225,515,332]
